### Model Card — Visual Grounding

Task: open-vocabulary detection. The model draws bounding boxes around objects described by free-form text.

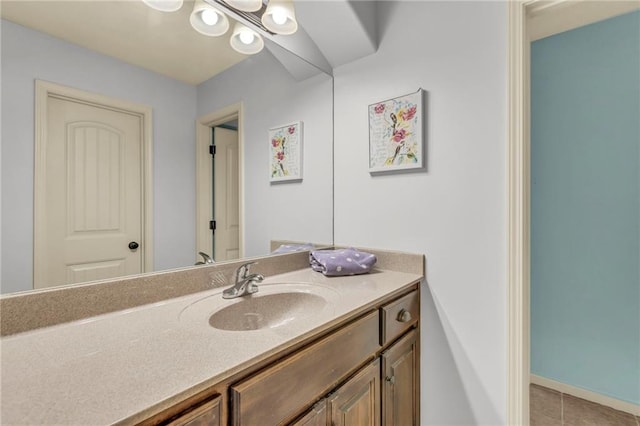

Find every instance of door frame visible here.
[195,102,245,261]
[507,1,640,423]
[33,80,153,288]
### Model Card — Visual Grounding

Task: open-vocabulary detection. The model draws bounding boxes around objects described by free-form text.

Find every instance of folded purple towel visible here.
[309,248,377,276]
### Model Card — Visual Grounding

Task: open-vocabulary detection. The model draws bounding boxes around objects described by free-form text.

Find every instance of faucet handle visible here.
[196,252,214,265]
[237,261,258,279]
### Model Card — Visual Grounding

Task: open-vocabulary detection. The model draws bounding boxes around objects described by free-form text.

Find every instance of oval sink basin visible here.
[179,283,339,332]
[209,292,326,331]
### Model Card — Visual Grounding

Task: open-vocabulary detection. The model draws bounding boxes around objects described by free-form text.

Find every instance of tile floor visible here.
[530,384,639,426]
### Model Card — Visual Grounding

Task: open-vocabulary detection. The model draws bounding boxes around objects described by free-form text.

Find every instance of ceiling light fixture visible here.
[230,22,264,55]
[190,0,230,37]
[223,0,262,13]
[143,0,297,55]
[141,0,183,13]
[262,0,297,35]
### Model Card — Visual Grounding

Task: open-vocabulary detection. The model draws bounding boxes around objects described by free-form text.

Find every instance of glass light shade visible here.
[141,0,183,12]
[223,0,262,12]
[261,0,297,35]
[230,23,264,55]
[190,0,229,36]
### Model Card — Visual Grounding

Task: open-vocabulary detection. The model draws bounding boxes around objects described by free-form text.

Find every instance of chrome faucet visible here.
[195,252,215,265]
[222,262,264,299]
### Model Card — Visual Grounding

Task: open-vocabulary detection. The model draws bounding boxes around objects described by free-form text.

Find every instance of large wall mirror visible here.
[0,0,334,294]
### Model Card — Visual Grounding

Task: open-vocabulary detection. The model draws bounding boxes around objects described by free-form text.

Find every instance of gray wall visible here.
[197,52,333,256]
[1,19,197,293]
[333,2,507,424]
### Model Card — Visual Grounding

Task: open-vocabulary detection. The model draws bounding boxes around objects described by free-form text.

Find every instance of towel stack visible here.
[310,248,377,276]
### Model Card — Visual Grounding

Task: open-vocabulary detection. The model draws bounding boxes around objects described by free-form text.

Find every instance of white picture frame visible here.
[269,121,303,182]
[368,89,424,173]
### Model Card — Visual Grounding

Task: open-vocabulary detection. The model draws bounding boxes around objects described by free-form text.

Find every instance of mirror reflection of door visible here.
[34,82,150,289]
[212,124,240,262]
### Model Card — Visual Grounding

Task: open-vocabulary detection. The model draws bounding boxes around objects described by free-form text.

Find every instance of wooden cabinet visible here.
[230,311,380,425]
[290,400,328,426]
[164,395,221,426]
[328,359,381,426]
[289,287,420,426]
[380,290,419,346]
[140,285,420,426]
[381,330,419,426]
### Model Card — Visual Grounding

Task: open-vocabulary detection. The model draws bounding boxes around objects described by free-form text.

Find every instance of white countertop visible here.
[0,268,421,425]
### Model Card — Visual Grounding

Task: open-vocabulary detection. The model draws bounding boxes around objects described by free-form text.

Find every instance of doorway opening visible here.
[195,103,244,263]
[508,2,640,424]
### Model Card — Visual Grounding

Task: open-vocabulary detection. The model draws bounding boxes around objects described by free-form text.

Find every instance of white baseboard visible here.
[530,374,640,417]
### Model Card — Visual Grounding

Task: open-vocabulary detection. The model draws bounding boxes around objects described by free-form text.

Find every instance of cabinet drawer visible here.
[230,311,380,426]
[380,290,419,345]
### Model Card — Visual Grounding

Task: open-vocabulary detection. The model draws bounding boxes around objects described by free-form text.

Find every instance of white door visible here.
[213,127,240,261]
[36,95,144,288]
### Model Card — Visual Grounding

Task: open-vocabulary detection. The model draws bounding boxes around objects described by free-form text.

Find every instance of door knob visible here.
[128,241,139,250]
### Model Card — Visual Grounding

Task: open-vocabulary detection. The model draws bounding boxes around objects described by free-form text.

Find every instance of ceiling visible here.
[1,0,379,85]
[0,0,248,85]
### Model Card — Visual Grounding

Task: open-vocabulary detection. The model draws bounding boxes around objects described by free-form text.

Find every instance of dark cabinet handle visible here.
[128,241,139,250]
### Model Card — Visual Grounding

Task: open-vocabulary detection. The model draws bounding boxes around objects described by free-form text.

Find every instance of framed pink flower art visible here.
[368,89,424,173]
[269,121,303,182]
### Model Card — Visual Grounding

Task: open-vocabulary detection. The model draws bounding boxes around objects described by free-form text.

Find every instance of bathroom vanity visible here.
[146,284,419,426]
[0,249,423,425]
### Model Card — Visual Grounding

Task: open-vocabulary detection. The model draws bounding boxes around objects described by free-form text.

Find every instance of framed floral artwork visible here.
[269,121,303,182]
[368,89,424,173]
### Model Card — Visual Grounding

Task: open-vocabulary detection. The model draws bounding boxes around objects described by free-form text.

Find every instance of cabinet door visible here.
[165,394,221,426]
[290,400,328,426]
[381,329,418,426]
[328,359,380,426]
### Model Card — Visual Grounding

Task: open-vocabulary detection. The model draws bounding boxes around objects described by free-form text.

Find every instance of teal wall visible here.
[531,11,640,404]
